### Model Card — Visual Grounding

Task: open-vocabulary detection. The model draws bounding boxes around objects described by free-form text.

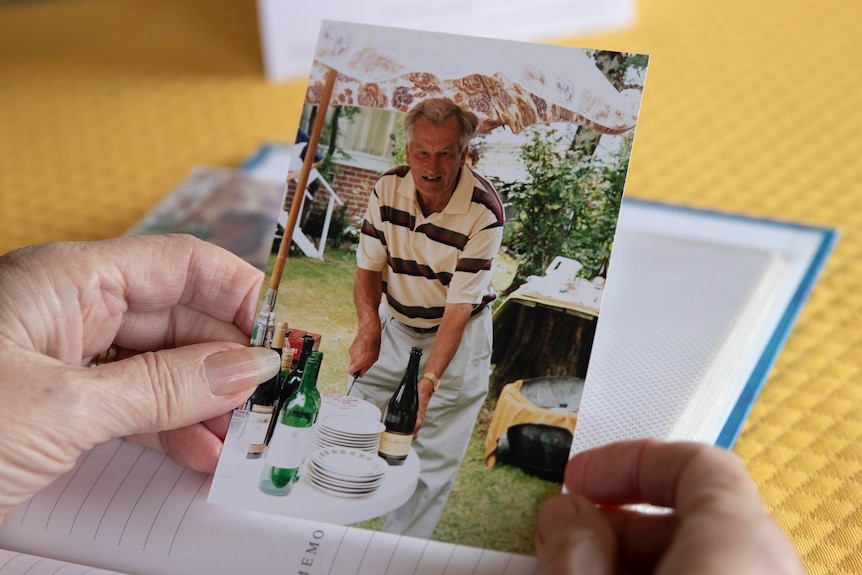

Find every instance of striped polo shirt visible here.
[357,165,505,329]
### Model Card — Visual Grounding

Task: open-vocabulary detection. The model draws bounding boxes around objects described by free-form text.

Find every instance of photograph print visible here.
[209,19,648,556]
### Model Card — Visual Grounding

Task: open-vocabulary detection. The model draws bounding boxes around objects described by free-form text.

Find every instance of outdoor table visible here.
[209,447,419,525]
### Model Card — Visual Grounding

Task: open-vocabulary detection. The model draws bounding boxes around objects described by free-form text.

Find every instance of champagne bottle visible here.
[378,347,422,466]
[243,321,287,459]
[259,351,323,496]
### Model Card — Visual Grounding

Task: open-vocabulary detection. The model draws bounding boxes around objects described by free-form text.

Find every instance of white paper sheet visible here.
[256,0,636,81]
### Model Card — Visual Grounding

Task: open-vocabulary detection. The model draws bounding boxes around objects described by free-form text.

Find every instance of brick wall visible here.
[284,162,381,226]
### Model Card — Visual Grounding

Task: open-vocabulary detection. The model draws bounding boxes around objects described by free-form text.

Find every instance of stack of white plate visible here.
[320,392,382,421]
[306,447,387,498]
[313,414,385,453]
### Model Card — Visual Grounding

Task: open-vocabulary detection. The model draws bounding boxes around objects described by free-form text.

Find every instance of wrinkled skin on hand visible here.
[0,235,280,522]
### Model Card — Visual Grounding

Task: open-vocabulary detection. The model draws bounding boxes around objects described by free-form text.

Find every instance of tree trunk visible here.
[490,298,597,398]
[568,51,629,154]
[327,106,342,157]
[569,126,602,158]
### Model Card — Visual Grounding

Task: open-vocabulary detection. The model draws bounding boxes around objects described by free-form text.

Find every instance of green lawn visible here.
[265,247,556,556]
[266,249,357,392]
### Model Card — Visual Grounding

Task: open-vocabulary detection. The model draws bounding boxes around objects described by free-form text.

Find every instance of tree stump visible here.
[490,299,597,398]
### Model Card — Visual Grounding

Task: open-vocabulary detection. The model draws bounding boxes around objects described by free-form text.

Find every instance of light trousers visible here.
[348,305,491,539]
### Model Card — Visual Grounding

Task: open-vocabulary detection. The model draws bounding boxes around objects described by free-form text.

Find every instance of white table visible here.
[210,444,419,526]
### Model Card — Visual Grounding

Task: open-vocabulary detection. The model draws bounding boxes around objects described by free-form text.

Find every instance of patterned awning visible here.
[305,20,642,135]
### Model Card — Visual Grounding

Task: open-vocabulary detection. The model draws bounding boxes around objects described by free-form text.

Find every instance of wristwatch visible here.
[422,372,440,391]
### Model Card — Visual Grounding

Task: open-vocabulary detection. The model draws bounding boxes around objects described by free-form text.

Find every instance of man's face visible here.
[406,116,466,200]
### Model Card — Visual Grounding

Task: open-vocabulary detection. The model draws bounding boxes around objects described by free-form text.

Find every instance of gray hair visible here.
[405,98,479,151]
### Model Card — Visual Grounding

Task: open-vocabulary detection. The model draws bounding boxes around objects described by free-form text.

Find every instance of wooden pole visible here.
[269,65,337,291]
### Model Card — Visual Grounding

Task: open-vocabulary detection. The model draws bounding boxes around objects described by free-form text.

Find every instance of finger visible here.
[204,411,234,441]
[564,439,780,573]
[593,504,678,572]
[349,360,375,379]
[152,411,236,471]
[102,234,261,326]
[347,345,378,377]
[346,358,363,376]
[161,423,225,474]
[88,344,280,443]
[535,492,617,575]
[115,301,251,352]
[127,418,226,474]
[413,388,433,437]
[413,412,425,438]
[105,234,263,355]
[0,235,263,363]
[564,439,759,512]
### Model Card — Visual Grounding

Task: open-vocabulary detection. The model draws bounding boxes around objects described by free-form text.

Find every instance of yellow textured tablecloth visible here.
[2,1,861,573]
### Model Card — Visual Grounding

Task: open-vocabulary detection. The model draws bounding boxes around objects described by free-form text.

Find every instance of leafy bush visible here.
[497,127,631,292]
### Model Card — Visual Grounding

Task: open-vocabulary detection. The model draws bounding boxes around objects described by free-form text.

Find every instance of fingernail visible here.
[204,347,281,395]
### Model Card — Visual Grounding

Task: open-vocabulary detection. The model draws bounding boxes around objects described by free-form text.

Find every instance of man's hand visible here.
[0,235,280,521]
[347,325,381,377]
[411,302,472,435]
[413,376,436,436]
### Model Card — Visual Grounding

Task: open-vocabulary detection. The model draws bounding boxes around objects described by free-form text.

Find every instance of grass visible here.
[434,402,562,555]
[263,246,555,556]
[266,248,357,392]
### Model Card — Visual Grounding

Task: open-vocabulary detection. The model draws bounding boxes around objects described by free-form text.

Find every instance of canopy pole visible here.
[269,65,337,291]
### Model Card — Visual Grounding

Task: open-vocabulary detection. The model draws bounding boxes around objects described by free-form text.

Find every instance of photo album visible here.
[0,19,835,575]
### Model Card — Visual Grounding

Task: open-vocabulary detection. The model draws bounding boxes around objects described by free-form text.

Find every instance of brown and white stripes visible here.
[357,166,504,329]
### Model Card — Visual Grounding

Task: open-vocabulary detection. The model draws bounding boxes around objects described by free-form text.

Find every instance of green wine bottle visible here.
[262,334,314,447]
[259,351,323,496]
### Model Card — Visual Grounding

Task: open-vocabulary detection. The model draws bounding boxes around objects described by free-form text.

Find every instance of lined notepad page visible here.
[0,439,535,575]
[572,200,825,452]
[0,549,129,575]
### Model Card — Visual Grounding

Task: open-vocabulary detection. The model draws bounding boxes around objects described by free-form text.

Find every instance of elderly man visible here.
[347,97,504,538]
